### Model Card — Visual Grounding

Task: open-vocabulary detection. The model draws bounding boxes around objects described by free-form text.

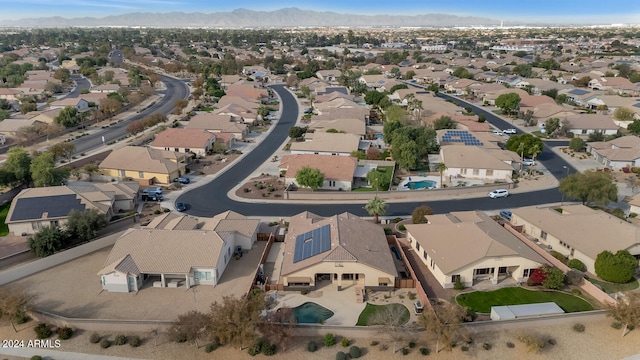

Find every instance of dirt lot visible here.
[235,175,286,200]
[188,153,241,176]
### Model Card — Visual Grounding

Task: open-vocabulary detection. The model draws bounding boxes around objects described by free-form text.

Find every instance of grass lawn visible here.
[356,303,409,326]
[531,130,549,139]
[199,106,214,111]
[456,287,593,313]
[588,278,639,294]
[0,202,10,236]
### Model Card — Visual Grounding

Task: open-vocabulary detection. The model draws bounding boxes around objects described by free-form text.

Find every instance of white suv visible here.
[488,189,510,198]
[503,128,517,134]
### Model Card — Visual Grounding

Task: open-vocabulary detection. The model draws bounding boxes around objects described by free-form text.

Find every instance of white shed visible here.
[490,302,565,321]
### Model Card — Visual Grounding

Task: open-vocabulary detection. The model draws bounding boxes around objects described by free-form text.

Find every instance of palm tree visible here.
[365,196,387,224]
[435,162,447,188]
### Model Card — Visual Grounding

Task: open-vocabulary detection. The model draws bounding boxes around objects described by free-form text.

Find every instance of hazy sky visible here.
[1,0,638,24]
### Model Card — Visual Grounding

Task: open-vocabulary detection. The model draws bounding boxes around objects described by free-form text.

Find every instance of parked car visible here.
[499,210,512,220]
[303,109,313,114]
[142,187,163,195]
[143,194,163,202]
[522,158,535,166]
[488,189,510,198]
[173,177,190,184]
[503,128,517,134]
[491,129,503,135]
[264,114,277,120]
[175,202,186,212]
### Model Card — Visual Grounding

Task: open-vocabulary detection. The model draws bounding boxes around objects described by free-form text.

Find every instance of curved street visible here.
[178,86,571,217]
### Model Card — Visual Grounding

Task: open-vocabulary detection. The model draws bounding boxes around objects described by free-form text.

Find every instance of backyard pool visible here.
[293,302,334,324]
[404,179,437,190]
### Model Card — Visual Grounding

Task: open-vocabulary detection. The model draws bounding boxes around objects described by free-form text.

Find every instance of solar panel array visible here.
[441,130,484,146]
[633,103,640,109]
[569,89,589,96]
[10,194,85,221]
[293,224,332,263]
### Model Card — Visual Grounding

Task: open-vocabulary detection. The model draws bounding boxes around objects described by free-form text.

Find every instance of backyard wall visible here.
[387,235,431,312]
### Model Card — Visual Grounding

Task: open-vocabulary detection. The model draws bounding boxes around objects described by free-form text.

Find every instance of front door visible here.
[128,276,136,291]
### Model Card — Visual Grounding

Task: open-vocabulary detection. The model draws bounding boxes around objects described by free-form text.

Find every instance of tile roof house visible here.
[280,211,398,291]
[0,118,44,137]
[187,113,249,141]
[440,145,515,183]
[308,118,366,137]
[224,82,268,101]
[510,205,640,273]
[4,184,134,235]
[565,114,619,137]
[279,154,357,191]
[289,132,361,156]
[151,128,216,156]
[98,211,259,292]
[587,136,640,169]
[49,98,89,112]
[99,146,188,185]
[406,211,547,288]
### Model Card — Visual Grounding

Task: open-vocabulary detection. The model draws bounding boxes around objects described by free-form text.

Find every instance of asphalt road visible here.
[69,74,91,97]
[178,86,570,217]
[70,75,189,155]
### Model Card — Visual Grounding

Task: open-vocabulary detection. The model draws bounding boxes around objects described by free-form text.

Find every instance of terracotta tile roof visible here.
[279,154,357,182]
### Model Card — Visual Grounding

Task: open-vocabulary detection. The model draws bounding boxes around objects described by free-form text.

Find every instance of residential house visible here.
[280,212,398,290]
[443,78,479,95]
[289,132,361,156]
[628,194,640,216]
[279,154,357,191]
[0,118,44,137]
[99,146,187,185]
[308,118,366,137]
[49,98,90,112]
[565,114,619,137]
[187,113,249,141]
[0,88,24,103]
[510,205,640,272]
[587,136,640,169]
[589,77,636,94]
[98,210,259,293]
[151,128,216,156]
[213,103,258,125]
[440,145,515,182]
[316,70,342,84]
[405,211,547,289]
[90,84,120,93]
[4,185,127,235]
[225,82,268,101]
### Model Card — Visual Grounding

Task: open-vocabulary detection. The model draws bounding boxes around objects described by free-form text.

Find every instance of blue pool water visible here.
[404,180,437,189]
[293,302,334,324]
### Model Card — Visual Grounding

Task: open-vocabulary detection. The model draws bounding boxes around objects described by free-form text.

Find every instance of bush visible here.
[34,323,52,339]
[324,333,336,347]
[308,341,318,352]
[398,224,406,231]
[262,343,277,356]
[100,339,111,348]
[57,326,74,340]
[409,341,416,348]
[301,289,309,295]
[30,356,43,360]
[154,209,161,214]
[336,351,347,360]
[550,250,567,263]
[129,335,141,347]
[349,345,362,358]
[14,311,29,324]
[248,339,269,356]
[379,344,389,351]
[567,259,586,271]
[612,322,623,329]
[420,347,430,355]
[402,348,409,355]
[371,340,379,346]
[483,342,492,350]
[341,337,350,347]
[594,250,638,283]
[506,342,515,349]
[90,332,101,343]
[573,323,586,332]
[114,334,127,345]
[461,345,469,351]
[383,227,392,235]
[454,277,465,290]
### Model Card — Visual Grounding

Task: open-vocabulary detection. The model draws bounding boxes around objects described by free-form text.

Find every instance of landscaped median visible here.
[455,287,594,314]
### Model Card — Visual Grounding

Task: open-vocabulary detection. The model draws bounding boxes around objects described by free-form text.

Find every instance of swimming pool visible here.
[293,302,334,324]
[404,179,437,190]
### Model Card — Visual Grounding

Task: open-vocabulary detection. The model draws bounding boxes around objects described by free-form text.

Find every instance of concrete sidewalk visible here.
[0,347,148,360]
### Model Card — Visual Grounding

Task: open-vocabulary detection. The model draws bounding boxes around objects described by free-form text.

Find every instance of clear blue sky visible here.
[1,0,638,24]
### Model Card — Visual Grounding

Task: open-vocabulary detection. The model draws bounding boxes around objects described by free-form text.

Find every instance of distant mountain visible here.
[0,8,504,28]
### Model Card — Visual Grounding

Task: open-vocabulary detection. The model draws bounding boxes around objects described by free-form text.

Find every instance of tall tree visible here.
[295,167,324,191]
[28,225,67,257]
[559,170,617,206]
[210,293,266,350]
[47,142,75,162]
[167,310,212,348]
[505,133,544,158]
[435,162,447,188]
[418,302,470,353]
[607,292,640,338]
[365,196,387,224]
[495,93,521,115]
[53,106,79,127]
[3,147,32,185]
[65,209,108,242]
[412,205,433,224]
[30,152,70,187]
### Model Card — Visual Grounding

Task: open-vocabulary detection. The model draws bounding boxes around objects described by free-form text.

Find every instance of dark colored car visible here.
[176,202,186,212]
[173,177,190,184]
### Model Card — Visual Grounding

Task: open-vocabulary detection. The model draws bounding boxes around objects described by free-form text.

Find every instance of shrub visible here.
[594,250,638,283]
[114,334,127,345]
[398,224,406,231]
[100,339,111,348]
[571,289,582,296]
[483,343,492,350]
[412,205,433,224]
[129,335,141,347]
[30,356,43,360]
[383,227,392,235]
[547,338,557,346]
[301,289,309,295]
[248,339,269,356]
[550,250,567,263]
[57,326,73,340]
[567,259,586,271]
[573,323,586,332]
[324,333,336,347]
[13,311,29,324]
[516,333,546,353]
[409,341,416,348]
[408,292,416,300]
[461,345,469,351]
[379,344,389,351]
[420,347,430,355]
[154,209,161,214]
[34,323,52,339]
[336,351,347,360]
[454,277,465,290]
[89,332,101,343]
[349,345,362,358]
[506,342,515,348]
[402,348,409,355]
[308,341,318,352]
[371,340,379,346]
[262,343,276,356]
[341,337,350,347]
[612,322,623,329]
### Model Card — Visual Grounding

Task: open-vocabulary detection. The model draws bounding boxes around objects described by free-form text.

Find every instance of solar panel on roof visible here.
[569,89,589,96]
[293,224,332,263]
[10,194,86,221]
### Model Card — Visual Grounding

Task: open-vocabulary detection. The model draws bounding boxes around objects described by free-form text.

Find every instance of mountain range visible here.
[0,8,505,28]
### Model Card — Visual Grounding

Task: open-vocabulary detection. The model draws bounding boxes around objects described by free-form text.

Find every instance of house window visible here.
[474,268,494,275]
[472,169,479,175]
[540,231,547,240]
[523,268,536,277]
[451,274,460,283]
[119,170,126,177]
[342,274,355,280]
[415,242,421,251]
[50,220,59,227]
[582,129,587,134]
[224,254,228,264]
[329,180,336,187]
[461,168,467,175]
[138,171,144,178]
[164,147,169,151]
[430,259,435,269]
[423,250,428,261]
[185,148,190,153]
[174,148,179,152]
[486,169,494,176]
[205,272,211,281]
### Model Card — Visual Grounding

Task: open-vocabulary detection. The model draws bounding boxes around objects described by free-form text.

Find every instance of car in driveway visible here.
[488,189,510,198]
[491,129,503,135]
[173,177,190,184]
[522,158,535,166]
[175,202,186,212]
[142,187,163,195]
[503,128,517,134]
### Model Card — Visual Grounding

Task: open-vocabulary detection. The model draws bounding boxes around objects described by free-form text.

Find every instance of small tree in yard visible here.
[0,287,35,332]
[295,167,324,191]
[569,138,584,152]
[48,142,76,162]
[258,306,296,352]
[412,205,433,224]
[528,268,547,286]
[419,302,469,353]
[365,196,387,223]
[369,303,413,353]
[594,250,638,284]
[168,310,211,348]
[209,292,265,350]
[65,209,107,242]
[541,267,565,289]
[607,292,640,338]
[28,225,67,257]
[559,171,617,206]
[435,162,447,188]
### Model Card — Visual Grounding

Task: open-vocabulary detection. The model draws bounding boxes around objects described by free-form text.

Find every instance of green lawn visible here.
[356,303,410,326]
[531,130,549,139]
[456,287,593,313]
[588,278,639,294]
[0,202,10,236]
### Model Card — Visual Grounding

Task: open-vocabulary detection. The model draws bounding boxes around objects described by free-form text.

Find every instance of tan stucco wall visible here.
[282,261,395,289]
